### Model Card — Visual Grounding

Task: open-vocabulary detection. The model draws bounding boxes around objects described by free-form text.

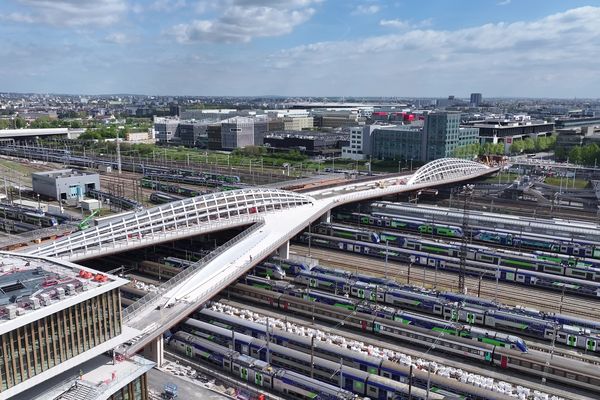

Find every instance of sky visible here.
[0,0,599,98]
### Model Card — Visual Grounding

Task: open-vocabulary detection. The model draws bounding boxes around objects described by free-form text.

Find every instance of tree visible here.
[523,138,535,152]
[15,117,26,129]
[510,140,525,154]
[569,146,582,164]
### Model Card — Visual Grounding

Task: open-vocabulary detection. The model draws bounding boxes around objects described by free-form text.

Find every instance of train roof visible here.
[274,370,356,399]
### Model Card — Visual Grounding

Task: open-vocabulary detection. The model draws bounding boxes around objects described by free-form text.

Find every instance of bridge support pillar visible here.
[277,241,290,259]
[143,335,164,367]
[319,210,331,224]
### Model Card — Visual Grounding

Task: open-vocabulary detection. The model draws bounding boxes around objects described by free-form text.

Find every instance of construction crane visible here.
[458,184,474,294]
[78,209,100,231]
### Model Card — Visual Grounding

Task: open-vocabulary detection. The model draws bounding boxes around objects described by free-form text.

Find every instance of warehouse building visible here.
[32,169,100,201]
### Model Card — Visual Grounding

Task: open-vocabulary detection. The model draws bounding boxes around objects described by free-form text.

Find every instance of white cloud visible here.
[266,6,600,96]
[104,32,131,44]
[379,19,409,29]
[497,0,511,5]
[0,12,35,23]
[352,4,380,15]
[168,0,320,43]
[10,0,127,27]
[380,18,432,30]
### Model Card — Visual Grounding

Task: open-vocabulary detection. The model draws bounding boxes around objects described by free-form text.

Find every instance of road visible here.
[147,367,231,400]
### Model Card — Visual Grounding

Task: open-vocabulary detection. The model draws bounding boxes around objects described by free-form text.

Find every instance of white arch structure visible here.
[27,188,314,260]
[407,158,491,186]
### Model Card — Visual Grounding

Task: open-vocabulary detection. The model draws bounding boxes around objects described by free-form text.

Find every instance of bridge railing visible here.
[125,214,320,355]
[122,217,265,323]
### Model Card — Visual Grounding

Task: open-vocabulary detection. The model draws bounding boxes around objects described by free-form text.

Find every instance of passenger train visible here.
[229,283,600,393]
[297,231,600,298]
[178,315,493,399]
[244,274,528,352]
[334,210,600,259]
[169,331,357,400]
[314,223,600,281]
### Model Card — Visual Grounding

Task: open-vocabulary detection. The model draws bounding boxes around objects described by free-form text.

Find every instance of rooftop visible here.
[0,252,127,335]
[32,168,99,179]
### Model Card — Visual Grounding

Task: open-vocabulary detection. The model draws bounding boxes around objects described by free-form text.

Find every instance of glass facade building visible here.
[372,127,423,161]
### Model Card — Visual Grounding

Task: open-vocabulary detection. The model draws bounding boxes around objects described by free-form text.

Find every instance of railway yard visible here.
[109,196,600,399]
[2,143,600,399]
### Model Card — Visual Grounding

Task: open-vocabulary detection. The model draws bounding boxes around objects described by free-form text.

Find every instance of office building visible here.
[153,117,179,143]
[555,117,600,129]
[178,121,209,148]
[371,126,424,161]
[422,112,462,161]
[254,120,269,146]
[220,116,255,150]
[32,169,100,201]
[341,125,381,160]
[367,114,478,162]
[0,252,152,399]
[465,120,554,153]
[470,93,483,107]
[264,131,348,157]
[207,124,223,150]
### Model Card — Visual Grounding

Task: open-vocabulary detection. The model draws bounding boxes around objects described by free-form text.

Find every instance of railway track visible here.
[218,298,592,400]
[291,244,600,321]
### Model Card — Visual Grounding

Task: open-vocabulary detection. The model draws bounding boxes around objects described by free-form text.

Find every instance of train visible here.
[314,222,600,282]
[0,144,242,185]
[228,283,600,393]
[149,192,183,205]
[138,260,182,280]
[280,260,600,352]
[141,179,206,197]
[244,274,528,352]
[286,272,600,353]
[144,173,244,190]
[0,203,58,227]
[141,257,286,281]
[178,316,478,400]
[296,232,600,298]
[169,331,357,400]
[290,264,600,330]
[334,210,600,259]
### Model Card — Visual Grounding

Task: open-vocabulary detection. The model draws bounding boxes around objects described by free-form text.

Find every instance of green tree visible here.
[523,138,535,152]
[569,146,582,164]
[15,117,26,129]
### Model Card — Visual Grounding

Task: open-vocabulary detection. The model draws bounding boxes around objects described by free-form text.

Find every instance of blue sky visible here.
[0,0,599,97]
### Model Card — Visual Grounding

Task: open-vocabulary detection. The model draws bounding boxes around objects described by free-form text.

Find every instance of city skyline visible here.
[1,0,599,98]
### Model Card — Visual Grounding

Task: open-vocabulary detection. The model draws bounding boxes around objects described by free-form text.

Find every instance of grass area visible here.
[0,158,38,176]
[544,176,589,189]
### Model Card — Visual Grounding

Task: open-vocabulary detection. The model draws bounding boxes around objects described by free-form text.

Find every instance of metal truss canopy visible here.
[407,158,491,186]
[27,188,314,259]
